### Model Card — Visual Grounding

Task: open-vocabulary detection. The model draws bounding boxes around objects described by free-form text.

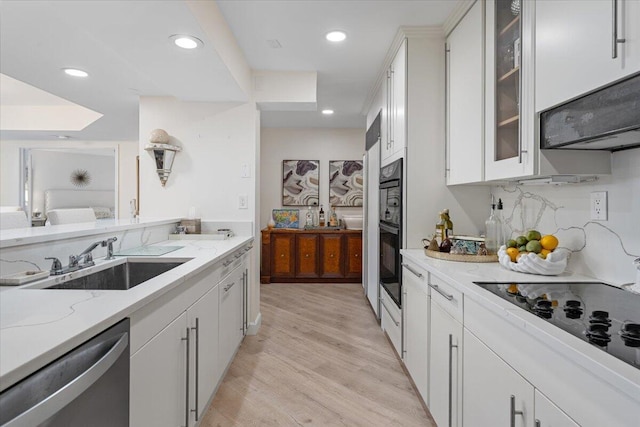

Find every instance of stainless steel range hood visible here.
[540,73,640,152]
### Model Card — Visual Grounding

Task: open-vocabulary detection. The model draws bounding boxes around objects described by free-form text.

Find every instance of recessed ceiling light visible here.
[325,31,346,42]
[322,109,334,115]
[63,68,88,78]
[169,34,204,50]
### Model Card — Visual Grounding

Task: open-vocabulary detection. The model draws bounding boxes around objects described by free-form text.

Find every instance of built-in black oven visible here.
[379,158,402,308]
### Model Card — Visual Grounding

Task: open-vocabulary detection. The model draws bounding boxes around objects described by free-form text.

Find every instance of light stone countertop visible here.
[401,249,640,405]
[0,217,181,249]
[0,236,253,392]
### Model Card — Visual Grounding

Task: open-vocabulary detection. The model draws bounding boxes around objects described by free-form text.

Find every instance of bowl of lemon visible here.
[497,230,569,275]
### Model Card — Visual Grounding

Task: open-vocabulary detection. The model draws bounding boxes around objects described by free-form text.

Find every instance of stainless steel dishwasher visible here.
[0,318,130,427]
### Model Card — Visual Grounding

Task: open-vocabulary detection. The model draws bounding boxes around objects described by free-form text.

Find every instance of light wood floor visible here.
[200,283,435,426]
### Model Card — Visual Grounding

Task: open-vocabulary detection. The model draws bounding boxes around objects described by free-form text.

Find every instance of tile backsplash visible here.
[492,148,639,285]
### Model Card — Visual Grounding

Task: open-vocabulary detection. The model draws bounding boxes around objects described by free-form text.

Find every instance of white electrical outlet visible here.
[238,194,248,209]
[590,191,607,220]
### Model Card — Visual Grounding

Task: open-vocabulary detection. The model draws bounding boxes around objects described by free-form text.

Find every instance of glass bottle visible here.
[485,204,498,254]
[305,206,313,227]
[435,211,445,244]
[318,204,325,227]
[443,209,454,238]
[496,198,505,248]
[329,205,338,227]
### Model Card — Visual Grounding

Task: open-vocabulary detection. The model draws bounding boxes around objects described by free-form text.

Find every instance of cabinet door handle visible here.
[330,253,334,258]
[181,328,190,427]
[381,299,400,326]
[223,259,233,267]
[190,318,199,421]
[280,253,285,258]
[430,284,454,301]
[535,420,541,427]
[224,282,235,292]
[510,395,524,427]
[305,253,310,258]
[402,263,423,278]
[448,334,458,427]
[612,0,626,58]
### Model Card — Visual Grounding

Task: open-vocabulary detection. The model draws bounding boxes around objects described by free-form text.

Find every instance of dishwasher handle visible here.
[2,331,129,427]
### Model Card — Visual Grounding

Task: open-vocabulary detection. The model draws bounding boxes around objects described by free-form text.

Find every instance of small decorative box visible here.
[180,219,201,234]
[450,235,485,255]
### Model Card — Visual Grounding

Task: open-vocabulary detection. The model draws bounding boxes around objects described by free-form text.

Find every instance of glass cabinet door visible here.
[494,0,521,162]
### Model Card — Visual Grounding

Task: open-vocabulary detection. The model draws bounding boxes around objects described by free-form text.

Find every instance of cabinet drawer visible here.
[429,273,463,322]
[401,260,429,293]
[381,290,402,356]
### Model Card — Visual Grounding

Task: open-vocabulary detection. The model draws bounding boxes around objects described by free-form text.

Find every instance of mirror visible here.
[17,147,118,226]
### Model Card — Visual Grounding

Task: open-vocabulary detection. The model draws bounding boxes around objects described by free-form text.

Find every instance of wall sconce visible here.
[144,129,181,187]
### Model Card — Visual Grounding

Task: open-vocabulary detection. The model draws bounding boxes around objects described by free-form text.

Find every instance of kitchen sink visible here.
[45,260,187,291]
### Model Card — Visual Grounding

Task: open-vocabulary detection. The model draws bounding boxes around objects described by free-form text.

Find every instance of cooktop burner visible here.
[473,281,640,369]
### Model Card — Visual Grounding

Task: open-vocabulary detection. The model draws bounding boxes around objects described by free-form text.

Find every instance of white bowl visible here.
[342,215,363,230]
[498,245,569,276]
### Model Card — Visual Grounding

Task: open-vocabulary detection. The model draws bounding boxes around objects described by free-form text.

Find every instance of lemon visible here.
[506,247,519,262]
[540,235,559,251]
[540,249,551,258]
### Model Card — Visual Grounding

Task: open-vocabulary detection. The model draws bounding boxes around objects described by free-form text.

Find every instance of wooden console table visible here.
[261,228,362,284]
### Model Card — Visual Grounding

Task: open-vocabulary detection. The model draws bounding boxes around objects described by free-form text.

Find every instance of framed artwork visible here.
[282,160,319,206]
[329,160,364,207]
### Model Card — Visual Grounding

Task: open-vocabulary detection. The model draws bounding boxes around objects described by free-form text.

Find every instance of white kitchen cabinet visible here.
[534,390,579,427]
[382,39,407,164]
[429,300,462,427]
[535,0,640,113]
[402,262,429,401]
[463,329,534,427]
[380,286,402,356]
[484,0,536,181]
[446,0,484,185]
[131,313,188,427]
[187,283,220,422]
[219,264,244,374]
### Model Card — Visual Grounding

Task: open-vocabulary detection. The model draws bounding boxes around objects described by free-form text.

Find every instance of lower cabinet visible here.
[131,313,188,427]
[261,228,362,283]
[130,245,251,427]
[188,284,221,421]
[463,329,534,427]
[219,266,244,375]
[534,390,579,427]
[429,301,462,427]
[402,263,429,402]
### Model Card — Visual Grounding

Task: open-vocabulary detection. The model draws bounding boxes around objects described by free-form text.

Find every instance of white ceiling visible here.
[0,0,460,141]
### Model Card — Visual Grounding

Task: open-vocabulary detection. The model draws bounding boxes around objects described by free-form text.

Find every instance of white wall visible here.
[493,148,640,285]
[138,96,258,221]
[0,140,137,218]
[260,127,365,229]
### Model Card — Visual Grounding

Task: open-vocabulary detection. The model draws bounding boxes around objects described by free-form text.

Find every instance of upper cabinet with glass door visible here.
[485,0,535,181]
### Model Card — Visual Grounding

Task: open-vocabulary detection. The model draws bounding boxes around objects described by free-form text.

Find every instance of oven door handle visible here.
[379,222,399,234]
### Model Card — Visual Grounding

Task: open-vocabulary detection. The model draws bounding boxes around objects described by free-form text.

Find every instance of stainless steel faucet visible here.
[46,237,118,275]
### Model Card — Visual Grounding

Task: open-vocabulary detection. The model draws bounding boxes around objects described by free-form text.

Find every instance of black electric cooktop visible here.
[473,281,640,369]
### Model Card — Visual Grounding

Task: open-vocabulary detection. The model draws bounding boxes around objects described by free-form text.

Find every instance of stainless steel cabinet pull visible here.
[448,334,458,427]
[181,328,190,427]
[223,259,233,267]
[431,284,454,301]
[224,282,235,292]
[612,0,626,59]
[510,395,524,427]
[191,318,200,421]
[381,300,400,326]
[402,263,423,278]
[535,420,541,427]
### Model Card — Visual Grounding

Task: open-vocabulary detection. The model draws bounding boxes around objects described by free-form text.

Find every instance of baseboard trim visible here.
[247,312,261,335]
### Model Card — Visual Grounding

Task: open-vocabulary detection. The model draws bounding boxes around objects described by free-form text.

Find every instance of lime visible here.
[507,239,518,248]
[516,236,528,246]
[526,240,542,254]
[526,230,542,241]
[518,245,527,252]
